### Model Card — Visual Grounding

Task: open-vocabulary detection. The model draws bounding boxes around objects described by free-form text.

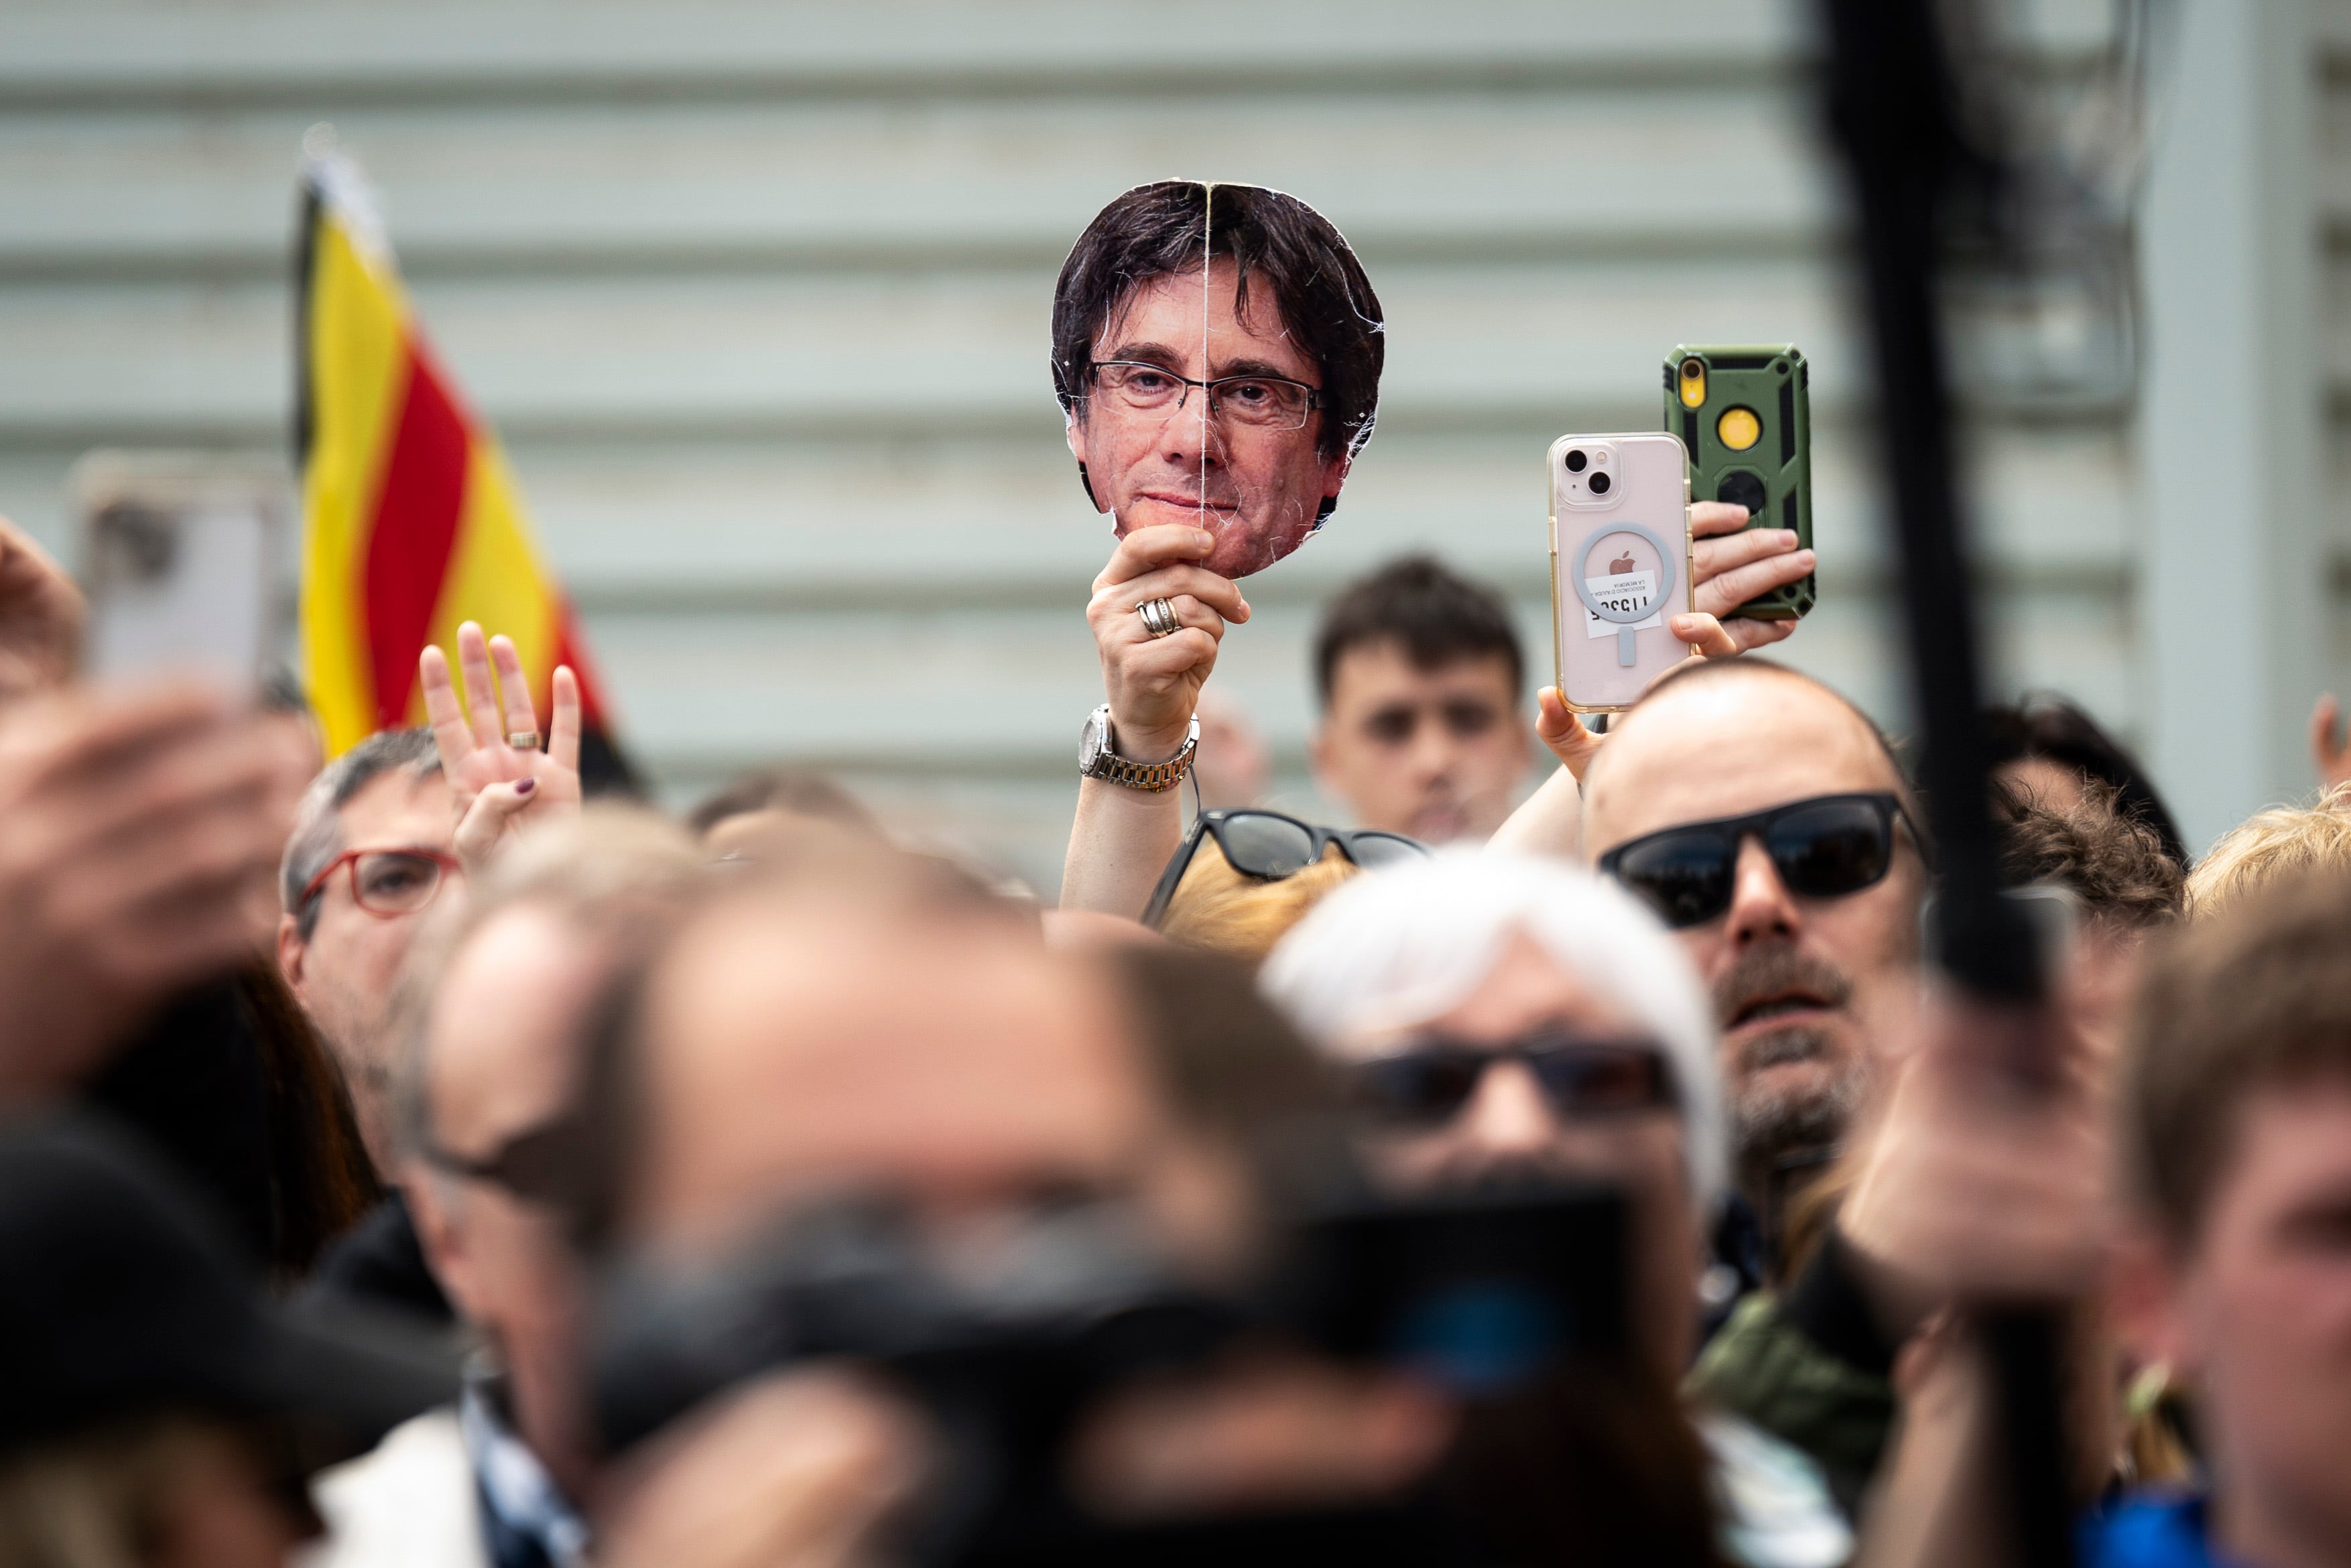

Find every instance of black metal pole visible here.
[1816,1,2074,1563]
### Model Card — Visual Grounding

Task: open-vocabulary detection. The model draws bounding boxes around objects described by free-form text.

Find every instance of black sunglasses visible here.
[1352,1031,1678,1130]
[1142,809,1429,927]
[1596,791,1921,931]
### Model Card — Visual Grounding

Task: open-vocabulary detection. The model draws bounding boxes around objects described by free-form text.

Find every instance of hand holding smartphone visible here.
[1665,344,1814,620]
[1548,432,1693,712]
[72,454,277,695]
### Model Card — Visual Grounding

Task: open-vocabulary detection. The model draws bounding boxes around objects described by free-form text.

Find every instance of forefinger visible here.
[1690,501,1757,539]
[1094,524,1217,592]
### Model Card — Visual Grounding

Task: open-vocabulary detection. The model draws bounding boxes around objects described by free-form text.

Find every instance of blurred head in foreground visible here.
[685,768,881,861]
[581,838,1454,1537]
[2117,871,2351,1568]
[0,1116,450,1568]
[388,807,704,1506]
[1263,850,1723,1378]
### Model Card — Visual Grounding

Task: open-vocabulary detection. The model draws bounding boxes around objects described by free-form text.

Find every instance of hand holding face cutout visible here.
[1086,525,1252,763]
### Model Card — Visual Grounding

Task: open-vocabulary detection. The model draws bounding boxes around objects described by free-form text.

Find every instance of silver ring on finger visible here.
[1135,597,1182,640]
[507,730,543,752]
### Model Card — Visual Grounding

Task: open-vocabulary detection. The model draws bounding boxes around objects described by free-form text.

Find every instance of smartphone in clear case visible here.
[73,454,277,692]
[1549,432,1692,713]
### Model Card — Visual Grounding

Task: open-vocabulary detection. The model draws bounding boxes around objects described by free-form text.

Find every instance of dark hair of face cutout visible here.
[1051,181,1385,466]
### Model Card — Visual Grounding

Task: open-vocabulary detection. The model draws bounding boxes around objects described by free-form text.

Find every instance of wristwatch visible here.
[1078,704,1199,793]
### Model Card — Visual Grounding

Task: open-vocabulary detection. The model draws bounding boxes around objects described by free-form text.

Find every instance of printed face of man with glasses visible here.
[1054,182,1383,582]
[1066,259,1350,581]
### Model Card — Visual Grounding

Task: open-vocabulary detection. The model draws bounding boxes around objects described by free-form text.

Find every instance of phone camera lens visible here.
[1564,450,1588,473]
[1681,358,1702,380]
[1589,471,1612,495]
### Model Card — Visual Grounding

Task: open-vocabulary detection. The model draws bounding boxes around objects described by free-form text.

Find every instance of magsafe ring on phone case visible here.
[1572,521,1678,668]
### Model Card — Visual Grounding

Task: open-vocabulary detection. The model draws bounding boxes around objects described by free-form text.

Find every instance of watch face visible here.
[1079,710,1107,772]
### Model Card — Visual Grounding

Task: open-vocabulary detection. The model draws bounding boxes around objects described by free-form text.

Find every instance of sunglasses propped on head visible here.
[1143,808,1429,928]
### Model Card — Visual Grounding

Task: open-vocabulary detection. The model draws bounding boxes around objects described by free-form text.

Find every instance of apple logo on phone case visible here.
[1575,523,1676,668]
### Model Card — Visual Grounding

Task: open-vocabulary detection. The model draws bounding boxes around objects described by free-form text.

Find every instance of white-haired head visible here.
[1260,848,1725,1218]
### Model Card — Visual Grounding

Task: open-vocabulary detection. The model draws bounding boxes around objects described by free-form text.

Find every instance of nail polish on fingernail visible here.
[515,777,535,796]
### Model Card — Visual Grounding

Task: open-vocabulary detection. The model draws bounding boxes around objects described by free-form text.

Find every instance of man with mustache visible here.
[1578,658,1927,1261]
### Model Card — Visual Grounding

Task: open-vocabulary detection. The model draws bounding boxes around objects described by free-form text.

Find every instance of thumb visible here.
[454,776,537,871]
[1535,687,1606,781]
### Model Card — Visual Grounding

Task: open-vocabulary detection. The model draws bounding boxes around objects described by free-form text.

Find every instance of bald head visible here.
[1582,661,1911,863]
[623,888,1155,1258]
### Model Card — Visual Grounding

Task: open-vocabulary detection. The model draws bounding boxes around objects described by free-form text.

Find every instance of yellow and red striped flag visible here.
[294,146,631,786]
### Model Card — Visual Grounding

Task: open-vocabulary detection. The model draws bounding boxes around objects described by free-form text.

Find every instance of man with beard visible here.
[1578,657,1926,1261]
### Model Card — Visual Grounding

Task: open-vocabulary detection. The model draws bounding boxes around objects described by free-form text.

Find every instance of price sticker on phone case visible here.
[1582,569,1662,639]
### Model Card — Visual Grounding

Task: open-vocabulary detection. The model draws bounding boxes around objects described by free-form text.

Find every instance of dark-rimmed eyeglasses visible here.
[1142,809,1429,928]
[1596,792,1922,931]
[420,1116,579,1207]
[299,847,464,920]
[1353,1031,1678,1130]
[1087,361,1322,432]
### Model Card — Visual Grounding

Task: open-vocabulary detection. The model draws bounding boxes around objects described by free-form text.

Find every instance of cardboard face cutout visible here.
[1053,182,1385,580]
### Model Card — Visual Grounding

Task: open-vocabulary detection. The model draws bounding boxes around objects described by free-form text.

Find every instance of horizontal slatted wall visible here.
[0,0,2138,891]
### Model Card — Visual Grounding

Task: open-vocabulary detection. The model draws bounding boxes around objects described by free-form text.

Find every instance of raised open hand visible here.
[419,620,582,872]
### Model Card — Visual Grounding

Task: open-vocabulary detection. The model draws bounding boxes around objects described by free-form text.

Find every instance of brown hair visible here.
[1157,838,1360,968]
[684,769,878,840]
[2185,783,2351,921]
[2123,868,2351,1239]
[1052,181,1385,465]
[1312,555,1523,706]
[1992,779,2183,931]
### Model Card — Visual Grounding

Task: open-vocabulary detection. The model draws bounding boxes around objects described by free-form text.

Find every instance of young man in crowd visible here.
[1307,556,1531,844]
[1054,180,1814,916]
[2092,870,2351,1567]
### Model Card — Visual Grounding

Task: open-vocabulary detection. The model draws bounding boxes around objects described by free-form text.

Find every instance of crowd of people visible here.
[9,176,2351,1568]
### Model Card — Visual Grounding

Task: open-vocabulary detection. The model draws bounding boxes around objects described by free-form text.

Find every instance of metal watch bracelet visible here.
[1080,706,1199,793]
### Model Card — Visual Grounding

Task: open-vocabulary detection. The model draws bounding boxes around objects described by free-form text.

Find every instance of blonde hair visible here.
[1158,838,1360,967]
[2186,783,2351,921]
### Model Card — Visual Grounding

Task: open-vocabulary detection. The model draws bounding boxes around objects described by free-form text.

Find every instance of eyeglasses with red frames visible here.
[299,848,464,919]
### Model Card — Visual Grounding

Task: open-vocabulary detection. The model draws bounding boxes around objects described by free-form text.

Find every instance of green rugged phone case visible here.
[1663,344,1814,620]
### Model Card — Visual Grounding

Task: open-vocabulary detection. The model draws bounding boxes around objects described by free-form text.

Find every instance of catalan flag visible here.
[294,145,632,789]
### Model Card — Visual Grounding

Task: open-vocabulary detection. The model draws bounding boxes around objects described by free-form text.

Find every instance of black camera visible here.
[590,1182,1626,1566]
